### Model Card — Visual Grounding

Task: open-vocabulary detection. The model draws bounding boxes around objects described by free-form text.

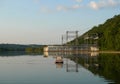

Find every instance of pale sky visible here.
[0,0,120,45]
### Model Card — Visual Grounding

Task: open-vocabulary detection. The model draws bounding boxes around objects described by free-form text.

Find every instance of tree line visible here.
[0,44,43,53]
[71,14,120,51]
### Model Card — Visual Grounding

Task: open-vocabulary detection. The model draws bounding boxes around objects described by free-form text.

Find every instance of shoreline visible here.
[99,51,120,54]
[44,50,120,54]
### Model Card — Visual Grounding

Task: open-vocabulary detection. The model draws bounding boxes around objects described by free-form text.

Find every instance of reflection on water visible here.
[45,52,99,73]
[66,57,79,72]
[56,63,63,68]
[0,51,42,56]
[45,52,120,84]
[0,51,119,84]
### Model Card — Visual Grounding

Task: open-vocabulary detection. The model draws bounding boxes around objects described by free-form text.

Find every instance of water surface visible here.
[0,52,119,84]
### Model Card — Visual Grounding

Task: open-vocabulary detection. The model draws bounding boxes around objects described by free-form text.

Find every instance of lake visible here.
[0,52,119,84]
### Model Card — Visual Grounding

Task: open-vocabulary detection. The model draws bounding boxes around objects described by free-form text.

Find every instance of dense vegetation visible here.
[0,44,43,53]
[71,54,120,84]
[72,14,120,51]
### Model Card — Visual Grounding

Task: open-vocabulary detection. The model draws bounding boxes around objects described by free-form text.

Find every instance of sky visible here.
[0,0,120,45]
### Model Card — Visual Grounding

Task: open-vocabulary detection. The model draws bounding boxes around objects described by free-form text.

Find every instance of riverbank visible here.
[99,51,120,54]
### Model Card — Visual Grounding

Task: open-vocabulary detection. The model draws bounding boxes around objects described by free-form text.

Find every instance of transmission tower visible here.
[66,31,79,45]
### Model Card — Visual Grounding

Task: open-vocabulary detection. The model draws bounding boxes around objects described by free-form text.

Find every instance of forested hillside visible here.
[0,44,43,52]
[77,14,120,51]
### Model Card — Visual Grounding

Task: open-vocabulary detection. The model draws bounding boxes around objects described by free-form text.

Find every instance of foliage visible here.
[0,44,43,53]
[75,14,120,51]
[97,54,120,83]
[25,47,43,53]
[70,54,120,84]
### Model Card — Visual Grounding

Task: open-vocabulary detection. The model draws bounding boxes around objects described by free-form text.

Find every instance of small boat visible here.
[55,56,63,63]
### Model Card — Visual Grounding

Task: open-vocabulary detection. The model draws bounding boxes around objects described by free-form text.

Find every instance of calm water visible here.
[0,52,119,84]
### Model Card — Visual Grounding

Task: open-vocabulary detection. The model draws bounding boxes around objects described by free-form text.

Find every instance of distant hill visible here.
[0,44,44,52]
[74,14,120,51]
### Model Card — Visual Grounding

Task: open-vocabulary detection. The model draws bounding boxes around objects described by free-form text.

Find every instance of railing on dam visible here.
[44,45,99,52]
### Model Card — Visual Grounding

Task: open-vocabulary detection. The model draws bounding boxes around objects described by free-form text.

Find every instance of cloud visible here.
[72,4,81,9]
[33,0,40,4]
[40,4,81,13]
[108,0,117,6]
[89,1,99,10]
[74,0,82,2]
[89,0,120,10]
[56,4,81,12]
[56,5,67,11]
[40,6,53,13]
[39,0,120,13]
